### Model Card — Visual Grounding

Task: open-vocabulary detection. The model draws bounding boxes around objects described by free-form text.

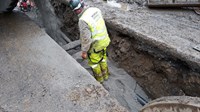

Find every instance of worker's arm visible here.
[78,20,92,59]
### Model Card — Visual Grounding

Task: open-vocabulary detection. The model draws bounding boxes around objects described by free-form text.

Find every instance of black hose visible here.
[136,93,148,106]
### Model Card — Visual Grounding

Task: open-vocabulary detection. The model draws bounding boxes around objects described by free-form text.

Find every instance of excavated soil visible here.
[51,0,79,41]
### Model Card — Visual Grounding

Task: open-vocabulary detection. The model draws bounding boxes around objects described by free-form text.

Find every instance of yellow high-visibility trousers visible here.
[88,48,109,83]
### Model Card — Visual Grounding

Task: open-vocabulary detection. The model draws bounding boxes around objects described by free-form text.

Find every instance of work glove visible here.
[81,51,87,59]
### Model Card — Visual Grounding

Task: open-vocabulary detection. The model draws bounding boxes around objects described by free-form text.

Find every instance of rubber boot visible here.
[95,74,104,84]
[102,64,110,80]
[103,73,109,80]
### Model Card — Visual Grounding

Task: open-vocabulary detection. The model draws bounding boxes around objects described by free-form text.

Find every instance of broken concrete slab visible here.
[0,12,127,112]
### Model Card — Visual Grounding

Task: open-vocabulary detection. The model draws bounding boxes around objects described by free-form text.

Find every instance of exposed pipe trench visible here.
[48,0,200,99]
[23,0,200,111]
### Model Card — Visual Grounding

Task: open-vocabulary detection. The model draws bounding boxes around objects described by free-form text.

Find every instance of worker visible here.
[20,0,28,12]
[69,0,111,83]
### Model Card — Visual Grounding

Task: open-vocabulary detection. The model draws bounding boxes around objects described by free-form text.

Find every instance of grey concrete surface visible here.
[0,12,127,112]
[87,0,200,71]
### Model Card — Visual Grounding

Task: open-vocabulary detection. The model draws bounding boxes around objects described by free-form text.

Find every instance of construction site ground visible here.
[1,0,200,112]
[69,0,200,111]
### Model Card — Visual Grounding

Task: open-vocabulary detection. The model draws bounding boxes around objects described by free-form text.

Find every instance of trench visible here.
[107,29,197,98]
[52,0,200,99]
[22,0,200,111]
[64,4,200,112]
[102,1,200,99]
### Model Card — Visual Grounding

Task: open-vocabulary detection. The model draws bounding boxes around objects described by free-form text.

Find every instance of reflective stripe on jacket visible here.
[79,7,110,52]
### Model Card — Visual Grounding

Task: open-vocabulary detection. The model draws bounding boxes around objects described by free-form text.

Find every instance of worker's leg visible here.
[88,62,104,83]
[88,51,104,83]
[99,48,109,80]
[100,59,109,80]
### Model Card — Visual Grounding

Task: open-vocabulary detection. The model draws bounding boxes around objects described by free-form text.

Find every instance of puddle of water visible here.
[106,0,130,11]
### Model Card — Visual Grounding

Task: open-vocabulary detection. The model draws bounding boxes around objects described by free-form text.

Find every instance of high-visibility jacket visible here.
[79,7,110,53]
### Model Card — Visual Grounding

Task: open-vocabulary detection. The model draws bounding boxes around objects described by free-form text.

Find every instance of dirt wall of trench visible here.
[107,29,200,99]
[50,0,79,41]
